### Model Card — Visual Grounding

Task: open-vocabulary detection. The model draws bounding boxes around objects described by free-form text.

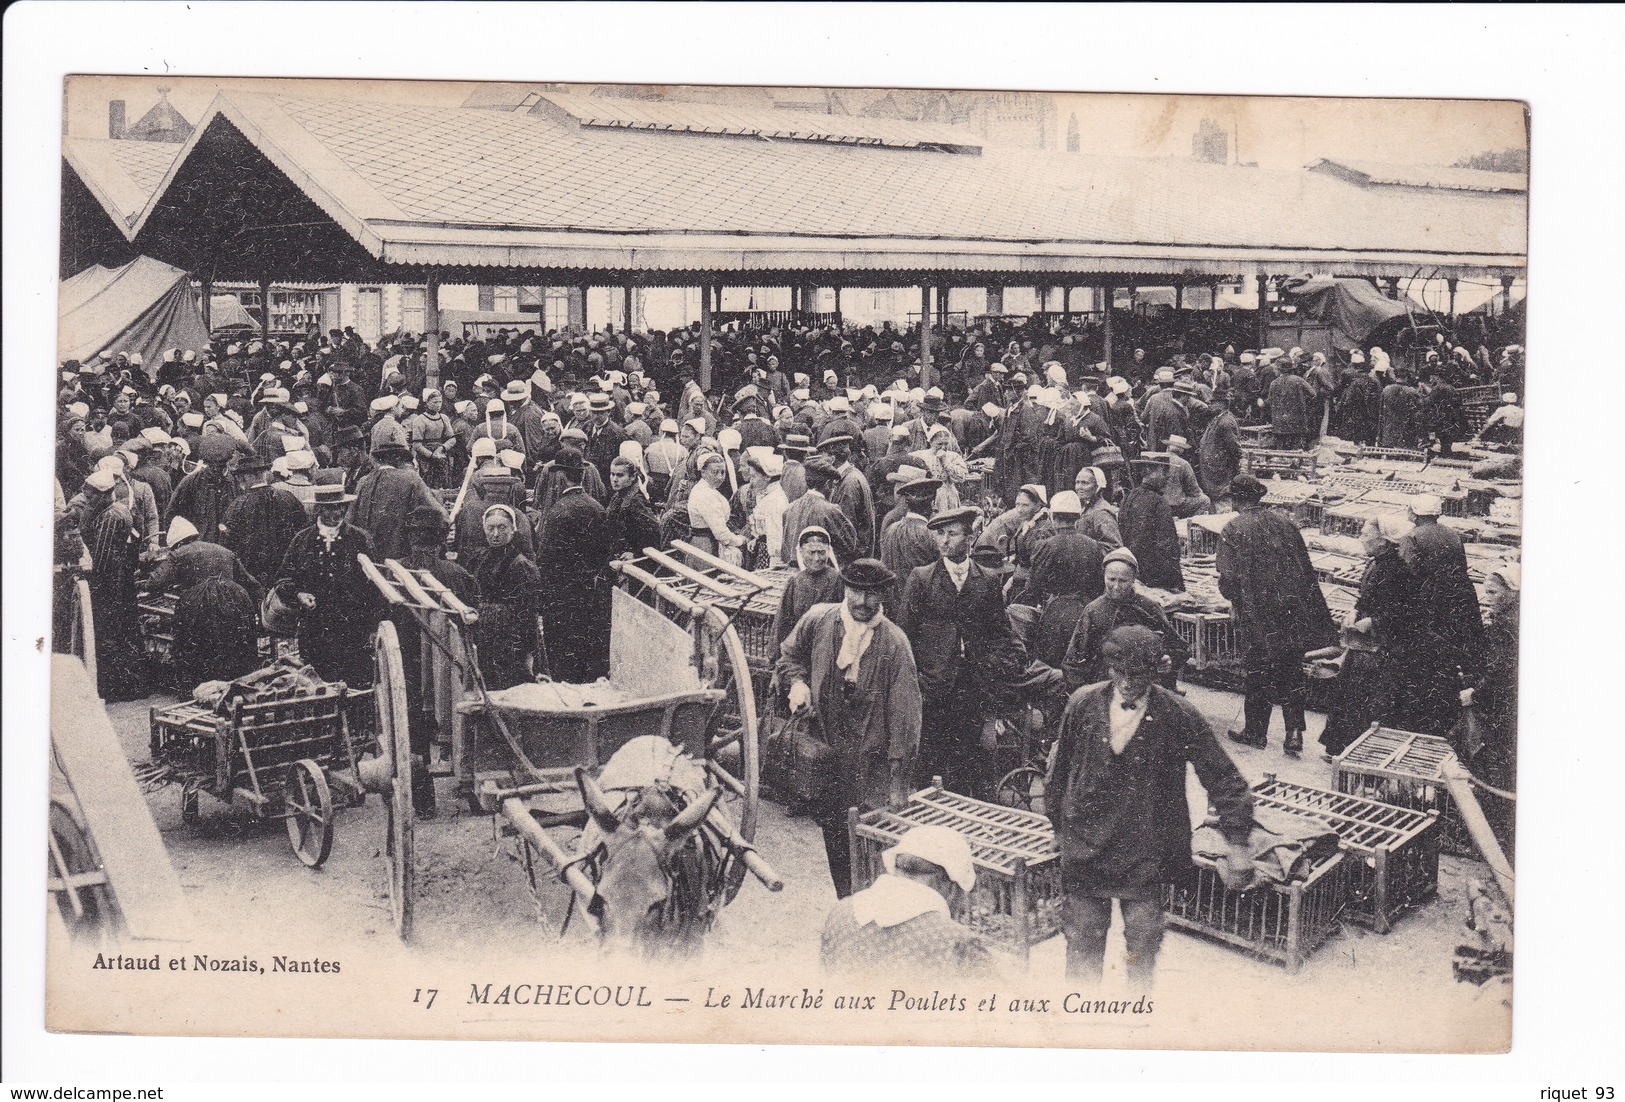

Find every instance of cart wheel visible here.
[48,799,116,944]
[180,787,201,827]
[374,621,415,940]
[703,625,760,902]
[72,578,98,691]
[283,759,335,868]
[995,766,1047,816]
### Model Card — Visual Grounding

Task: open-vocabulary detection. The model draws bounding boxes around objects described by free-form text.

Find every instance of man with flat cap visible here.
[819,435,876,559]
[898,506,1024,800]
[1047,624,1255,988]
[223,450,311,588]
[1217,473,1337,754]
[779,558,923,898]
[877,467,942,584]
[1118,455,1184,592]
[782,454,859,566]
[349,439,444,564]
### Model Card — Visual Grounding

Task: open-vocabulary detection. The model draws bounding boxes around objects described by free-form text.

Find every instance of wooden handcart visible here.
[142,668,363,867]
[355,546,781,941]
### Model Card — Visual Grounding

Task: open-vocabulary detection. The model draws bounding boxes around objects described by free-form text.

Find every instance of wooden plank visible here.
[50,657,195,943]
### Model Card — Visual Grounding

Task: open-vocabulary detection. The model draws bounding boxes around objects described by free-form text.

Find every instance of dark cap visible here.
[546,446,586,473]
[406,504,448,534]
[839,558,897,592]
[1101,624,1164,675]
[802,454,839,479]
[817,434,853,451]
[1229,473,1267,502]
[335,425,366,448]
[926,505,981,532]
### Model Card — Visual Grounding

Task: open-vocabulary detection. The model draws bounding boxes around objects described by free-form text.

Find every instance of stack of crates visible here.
[849,784,1061,960]
[1332,725,1472,856]
[1241,447,1318,481]
[1252,776,1440,932]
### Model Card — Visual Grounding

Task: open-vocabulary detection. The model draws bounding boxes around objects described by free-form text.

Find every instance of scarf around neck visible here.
[836,599,884,682]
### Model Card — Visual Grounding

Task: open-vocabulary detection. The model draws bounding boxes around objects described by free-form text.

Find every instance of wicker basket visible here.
[1332,725,1472,857]
[1252,776,1439,933]
[849,785,1061,960]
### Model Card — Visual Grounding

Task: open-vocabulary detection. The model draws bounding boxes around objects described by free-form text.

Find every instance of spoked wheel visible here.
[71,578,97,691]
[374,621,415,940]
[702,625,760,902]
[995,766,1047,816]
[283,759,335,868]
[48,799,116,944]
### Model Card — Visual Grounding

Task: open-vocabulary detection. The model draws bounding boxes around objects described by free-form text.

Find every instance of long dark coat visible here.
[470,541,542,689]
[772,565,845,646]
[831,466,878,559]
[1061,592,1189,690]
[83,501,143,699]
[878,514,937,589]
[776,603,922,815]
[534,487,612,682]
[1118,486,1184,592]
[223,484,309,591]
[274,522,385,688]
[606,487,662,559]
[897,559,1023,715]
[1216,505,1337,665]
[1337,374,1382,445]
[167,464,236,543]
[1378,383,1422,448]
[1047,683,1253,897]
[350,465,443,564]
[1198,410,1242,498]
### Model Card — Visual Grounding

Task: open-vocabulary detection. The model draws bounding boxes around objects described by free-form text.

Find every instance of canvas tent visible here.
[1278,276,1412,352]
[59,256,212,375]
[209,293,258,330]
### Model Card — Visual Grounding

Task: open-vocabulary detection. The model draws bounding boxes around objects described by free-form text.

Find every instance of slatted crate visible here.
[1252,776,1439,933]
[151,683,352,799]
[1332,725,1472,857]
[1241,448,1319,481]
[135,591,177,665]
[1261,480,1325,528]
[1309,551,1366,586]
[1357,445,1428,466]
[1185,515,1233,556]
[1164,845,1352,973]
[1321,501,1410,539]
[850,785,1061,960]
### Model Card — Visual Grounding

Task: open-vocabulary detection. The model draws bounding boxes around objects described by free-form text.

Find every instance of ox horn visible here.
[576,768,623,834]
[666,787,721,841]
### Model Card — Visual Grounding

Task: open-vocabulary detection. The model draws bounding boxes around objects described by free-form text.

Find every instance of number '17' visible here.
[414,988,438,1010]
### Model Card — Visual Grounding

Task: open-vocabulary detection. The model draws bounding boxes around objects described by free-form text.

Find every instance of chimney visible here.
[109,100,126,140]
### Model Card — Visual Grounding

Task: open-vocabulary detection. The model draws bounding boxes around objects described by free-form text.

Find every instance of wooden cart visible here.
[356,546,780,941]
[143,671,363,867]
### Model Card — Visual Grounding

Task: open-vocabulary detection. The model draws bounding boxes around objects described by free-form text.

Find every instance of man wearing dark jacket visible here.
[1047,625,1254,987]
[1197,392,1242,504]
[1216,474,1337,754]
[534,447,612,682]
[897,507,1024,800]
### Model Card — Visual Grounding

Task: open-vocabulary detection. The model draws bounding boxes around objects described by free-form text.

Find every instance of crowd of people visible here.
[52,309,1523,985]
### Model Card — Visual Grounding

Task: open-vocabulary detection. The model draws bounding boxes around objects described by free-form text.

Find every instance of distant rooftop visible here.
[1307,157,1526,194]
[524,91,983,152]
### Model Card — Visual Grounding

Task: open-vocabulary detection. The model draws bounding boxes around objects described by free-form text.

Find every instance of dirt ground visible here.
[88,680,1510,1048]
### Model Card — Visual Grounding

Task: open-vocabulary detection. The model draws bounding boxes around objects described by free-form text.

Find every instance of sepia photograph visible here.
[10,3,1619,1090]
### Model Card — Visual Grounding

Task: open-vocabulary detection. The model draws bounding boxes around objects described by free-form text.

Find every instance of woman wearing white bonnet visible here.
[818,825,995,978]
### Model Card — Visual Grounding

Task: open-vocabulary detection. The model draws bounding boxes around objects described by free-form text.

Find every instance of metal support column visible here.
[699,284,714,393]
[1102,285,1114,369]
[623,283,634,334]
[1447,277,1458,323]
[258,275,271,349]
[919,285,933,389]
[424,270,441,389]
[200,277,213,331]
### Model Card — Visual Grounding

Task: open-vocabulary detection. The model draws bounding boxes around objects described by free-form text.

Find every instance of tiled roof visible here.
[113,89,1527,278]
[1308,157,1527,194]
[62,138,181,224]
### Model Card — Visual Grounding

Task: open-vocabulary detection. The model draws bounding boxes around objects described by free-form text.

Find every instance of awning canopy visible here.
[64,89,1528,289]
[58,255,213,371]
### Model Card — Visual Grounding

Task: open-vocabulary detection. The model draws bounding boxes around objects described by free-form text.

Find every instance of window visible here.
[542,288,570,333]
[493,286,519,313]
[401,286,426,334]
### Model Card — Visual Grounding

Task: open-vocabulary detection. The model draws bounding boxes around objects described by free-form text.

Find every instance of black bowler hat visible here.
[839,558,897,592]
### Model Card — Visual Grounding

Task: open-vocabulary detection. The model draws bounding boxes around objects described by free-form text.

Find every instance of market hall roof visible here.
[66,89,1528,284]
